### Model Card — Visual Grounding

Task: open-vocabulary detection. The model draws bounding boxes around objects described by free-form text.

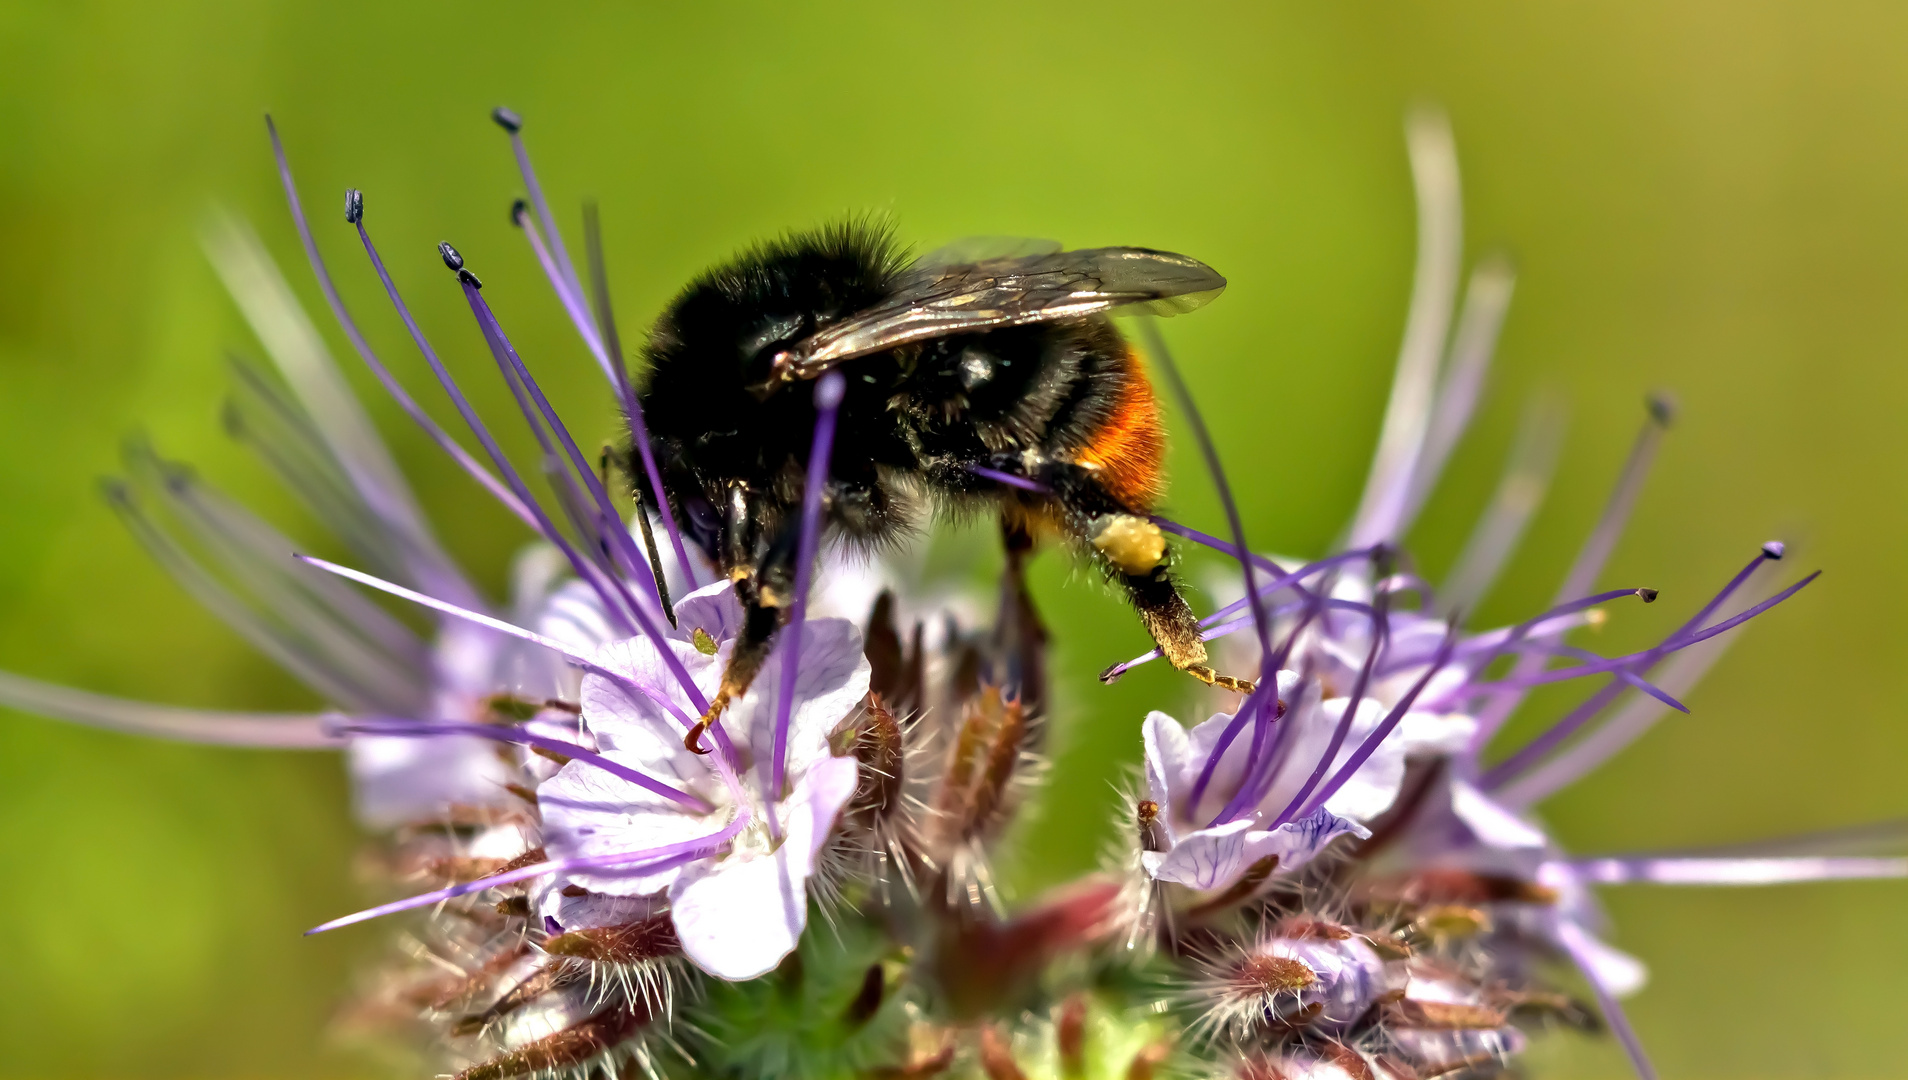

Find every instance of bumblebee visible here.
[633,223,1249,750]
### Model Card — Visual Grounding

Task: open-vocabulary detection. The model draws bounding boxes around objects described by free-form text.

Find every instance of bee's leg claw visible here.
[1187,665,1256,695]
[683,692,731,756]
[683,718,714,755]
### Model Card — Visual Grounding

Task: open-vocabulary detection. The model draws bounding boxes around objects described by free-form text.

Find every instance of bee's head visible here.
[643,218,902,395]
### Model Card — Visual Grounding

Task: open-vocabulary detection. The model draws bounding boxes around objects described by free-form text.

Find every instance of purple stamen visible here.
[492,112,702,593]
[294,554,695,729]
[1470,571,1818,700]
[264,121,535,533]
[1298,622,1458,819]
[1471,397,1674,743]
[492,107,588,311]
[350,219,639,641]
[0,670,342,748]
[458,273,669,619]
[1189,600,1321,817]
[1478,569,1819,789]
[1411,587,1654,685]
[769,373,846,806]
[1558,395,1675,604]
[581,203,701,593]
[1267,599,1388,828]
[1541,642,1688,713]
[338,717,712,812]
[967,464,1049,493]
[1130,322,1274,671]
[511,200,609,376]
[1395,257,1516,533]
[306,810,751,935]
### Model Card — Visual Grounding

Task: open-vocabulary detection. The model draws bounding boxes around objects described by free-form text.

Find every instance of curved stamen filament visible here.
[305,810,751,935]
[769,373,846,809]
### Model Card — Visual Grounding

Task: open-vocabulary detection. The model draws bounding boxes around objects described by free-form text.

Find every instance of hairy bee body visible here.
[634,223,1239,741]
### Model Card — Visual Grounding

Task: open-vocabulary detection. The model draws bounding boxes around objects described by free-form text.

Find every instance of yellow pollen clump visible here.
[1414,904,1493,940]
[1091,514,1167,575]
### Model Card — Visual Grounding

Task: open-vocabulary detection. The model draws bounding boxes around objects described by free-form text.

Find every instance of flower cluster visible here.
[4,105,1901,1080]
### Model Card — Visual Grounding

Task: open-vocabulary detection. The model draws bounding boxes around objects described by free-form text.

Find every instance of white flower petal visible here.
[538,755,721,896]
[670,754,859,979]
[670,579,745,647]
[579,636,719,771]
[348,734,513,829]
[1451,781,1548,850]
[1556,919,1649,998]
[728,619,870,782]
[1149,808,1364,891]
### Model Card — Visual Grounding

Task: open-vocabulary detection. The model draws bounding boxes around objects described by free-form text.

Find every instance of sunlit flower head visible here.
[2,102,1899,1080]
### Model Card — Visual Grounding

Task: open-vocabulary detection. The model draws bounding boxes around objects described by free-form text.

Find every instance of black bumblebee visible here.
[632,223,1249,750]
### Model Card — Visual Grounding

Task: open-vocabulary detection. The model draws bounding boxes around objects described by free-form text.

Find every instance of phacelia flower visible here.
[6,101,1901,1080]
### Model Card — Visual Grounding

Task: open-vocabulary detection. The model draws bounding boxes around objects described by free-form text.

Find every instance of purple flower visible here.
[1122,108,1889,1080]
[1138,673,1390,892]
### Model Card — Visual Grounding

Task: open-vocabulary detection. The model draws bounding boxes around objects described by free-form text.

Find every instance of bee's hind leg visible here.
[1086,513,1256,694]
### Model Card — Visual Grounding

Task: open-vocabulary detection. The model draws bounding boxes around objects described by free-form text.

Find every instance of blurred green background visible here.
[2,2,1905,1077]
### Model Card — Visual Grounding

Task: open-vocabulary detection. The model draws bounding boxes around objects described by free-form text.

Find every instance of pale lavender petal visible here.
[1149,808,1363,891]
[669,579,746,646]
[348,734,516,829]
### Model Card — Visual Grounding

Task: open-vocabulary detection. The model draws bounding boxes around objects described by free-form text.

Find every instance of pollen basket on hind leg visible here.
[1091,513,1168,575]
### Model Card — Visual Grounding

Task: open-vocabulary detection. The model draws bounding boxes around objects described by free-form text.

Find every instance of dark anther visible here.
[1762,540,1786,560]
[1647,392,1678,426]
[492,106,524,133]
[1637,588,1659,603]
[439,242,465,271]
[459,268,484,290]
[344,189,364,225]
[510,198,529,226]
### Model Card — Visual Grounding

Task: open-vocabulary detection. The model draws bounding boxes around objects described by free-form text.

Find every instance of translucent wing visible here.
[770,246,1225,381]
[913,236,1063,270]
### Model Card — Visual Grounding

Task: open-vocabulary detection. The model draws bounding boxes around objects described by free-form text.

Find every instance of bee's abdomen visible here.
[1063,346,1166,512]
